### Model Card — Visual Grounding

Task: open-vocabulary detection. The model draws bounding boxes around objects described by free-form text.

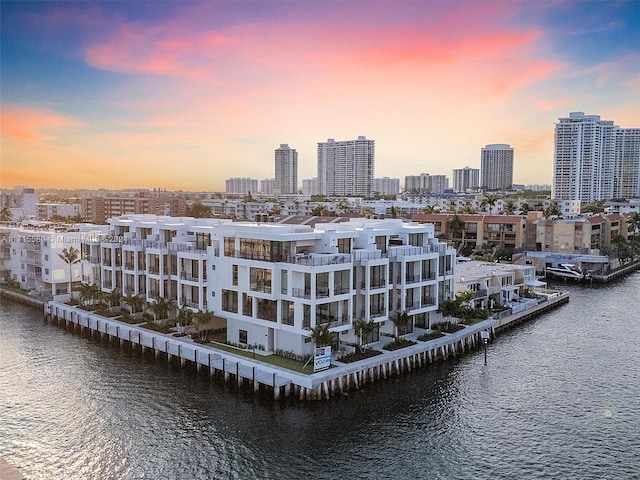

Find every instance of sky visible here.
[1,0,639,192]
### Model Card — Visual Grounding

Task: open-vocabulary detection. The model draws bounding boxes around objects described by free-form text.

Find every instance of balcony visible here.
[169,242,208,255]
[124,262,135,270]
[370,310,386,319]
[406,301,421,312]
[292,287,311,299]
[319,316,350,329]
[388,246,428,258]
[405,274,420,284]
[180,272,207,282]
[316,287,330,298]
[421,296,435,307]
[285,253,352,267]
[474,289,488,298]
[353,250,385,262]
[183,299,206,310]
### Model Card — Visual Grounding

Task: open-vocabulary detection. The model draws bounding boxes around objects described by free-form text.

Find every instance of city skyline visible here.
[1,1,639,191]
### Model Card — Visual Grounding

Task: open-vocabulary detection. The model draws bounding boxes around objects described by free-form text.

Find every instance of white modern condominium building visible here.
[82,214,456,357]
[317,136,375,197]
[481,144,514,191]
[553,112,640,202]
[274,144,298,195]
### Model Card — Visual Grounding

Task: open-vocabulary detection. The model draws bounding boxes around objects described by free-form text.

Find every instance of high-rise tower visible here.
[480,144,514,191]
[317,136,375,197]
[274,144,298,195]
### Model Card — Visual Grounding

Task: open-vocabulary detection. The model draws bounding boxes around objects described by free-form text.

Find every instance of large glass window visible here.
[222,289,238,313]
[303,304,311,329]
[242,293,252,316]
[316,301,338,325]
[370,265,386,289]
[281,270,288,295]
[239,239,291,262]
[316,272,329,297]
[375,235,387,254]
[257,298,277,321]
[232,265,238,286]
[334,269,350,295]
[224,237,235,257]
[282,300,294,325]
[250,267,272,293]
[337,237,351,254]
[370,293,385,317]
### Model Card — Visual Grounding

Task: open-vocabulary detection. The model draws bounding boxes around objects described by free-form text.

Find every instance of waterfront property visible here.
[79,214,457,359]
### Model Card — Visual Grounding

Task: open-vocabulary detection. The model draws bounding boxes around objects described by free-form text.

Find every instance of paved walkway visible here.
[0,457,24,480]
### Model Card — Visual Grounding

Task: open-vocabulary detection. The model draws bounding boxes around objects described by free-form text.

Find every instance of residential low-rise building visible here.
[81,214,456,357]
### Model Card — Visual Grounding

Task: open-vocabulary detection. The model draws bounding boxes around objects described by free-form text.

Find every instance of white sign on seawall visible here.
[314,346,331,372]
[481,331,490,340]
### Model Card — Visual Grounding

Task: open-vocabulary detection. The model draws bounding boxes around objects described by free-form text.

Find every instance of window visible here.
[282,300,294,325]
[232,265,238,286]
[222,289,238,313]
[316,272,329,297]
[250,267,272,293]
[375,235,387,253]
[370,293,385,317]
[242,293,252,316]
[224,237,235,257]
[281,270,288,295]
[334,269,350,295]
[257,298,277,321]
[370,265,386,289]
[239,329,247,344]
[337,237,351,254]
[303,304,311,329]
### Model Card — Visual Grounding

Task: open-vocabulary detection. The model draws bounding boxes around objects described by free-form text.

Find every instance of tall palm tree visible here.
[107,288,122,310]
[310,323,333,348]
[177,305,194,328]
[124,294,144,315]
[192,311,213,341]
[390,311,412,338]
[149,297,173,323]
[446,214,465,248]
[480,194,498,213]
[58,246,80,295]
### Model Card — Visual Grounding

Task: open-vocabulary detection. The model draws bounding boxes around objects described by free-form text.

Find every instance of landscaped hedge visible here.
[431,322,465,333]
[417,331,445,342]
[339,348,383,363]
[383,338,417,351]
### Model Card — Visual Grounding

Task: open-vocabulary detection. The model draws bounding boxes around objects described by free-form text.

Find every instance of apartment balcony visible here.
[26,271,39,279]
[124,262,136,270]
[316,287,330,298]
[360,281,386,290]
[406,301,421,312]
[474,289,488,298]
[353,250,385,262]
[370,310,387,319]
[103,280,113,289]
[421,272,437,281]
[334,287,351,295]
[180,272,207,282]
[86,256,100,265]
[169,243,208,255]
[319,316,350,329]
[405,274,420,284]
[388,245,430,258]
[292,287,311,299]
[183,299,206,310]
[103,259,112,267]
[285,253,352,267]
[421,296,436,307]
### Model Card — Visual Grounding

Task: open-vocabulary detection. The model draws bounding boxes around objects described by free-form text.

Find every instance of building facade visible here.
[317,136,375,197]
[373,177,400,196]
[225,178,259,196]
[553,112,640,202]
[481,144,514,191]
[80,214,456,357]
[274,144,298,195]
[452,167,480,192]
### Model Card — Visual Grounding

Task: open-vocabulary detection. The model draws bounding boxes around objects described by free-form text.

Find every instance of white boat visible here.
[545,263,585,280]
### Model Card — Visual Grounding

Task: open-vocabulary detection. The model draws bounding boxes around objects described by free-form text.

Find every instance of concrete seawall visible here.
[0,288,45,309]
[6,288,570,401]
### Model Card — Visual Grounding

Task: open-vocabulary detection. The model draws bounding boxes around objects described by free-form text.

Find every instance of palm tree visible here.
[504,201,516,215]
[78,282,94,306]
[177,305,194,329]
[390,311,412,338]
[480,194,498,214]
[543,204,561,219]
[310,323,333,348]
[192,311,212,341]
[124,293,145,315]
[422,205,436,214]
[446,214,465,248]
[519,202,531,215]
[58,246,80,295]
[107,287,122,310]
[149,297,173,323]
[627,212,640,257]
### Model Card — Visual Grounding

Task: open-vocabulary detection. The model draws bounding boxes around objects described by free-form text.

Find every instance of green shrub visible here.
[417,331,445,342]
[383,338,417,351]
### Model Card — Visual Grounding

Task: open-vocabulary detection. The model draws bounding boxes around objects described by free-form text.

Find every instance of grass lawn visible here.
[206,341,315,374]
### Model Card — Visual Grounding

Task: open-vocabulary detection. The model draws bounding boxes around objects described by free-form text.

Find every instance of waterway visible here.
[1,273,639,479]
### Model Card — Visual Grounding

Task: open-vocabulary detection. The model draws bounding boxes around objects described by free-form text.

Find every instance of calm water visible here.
[2,273,640,480]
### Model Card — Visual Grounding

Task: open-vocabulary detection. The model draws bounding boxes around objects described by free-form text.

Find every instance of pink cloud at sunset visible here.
[1,1,639,190]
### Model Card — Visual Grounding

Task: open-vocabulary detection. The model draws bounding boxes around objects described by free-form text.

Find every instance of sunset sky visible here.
[1,1,639,191]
